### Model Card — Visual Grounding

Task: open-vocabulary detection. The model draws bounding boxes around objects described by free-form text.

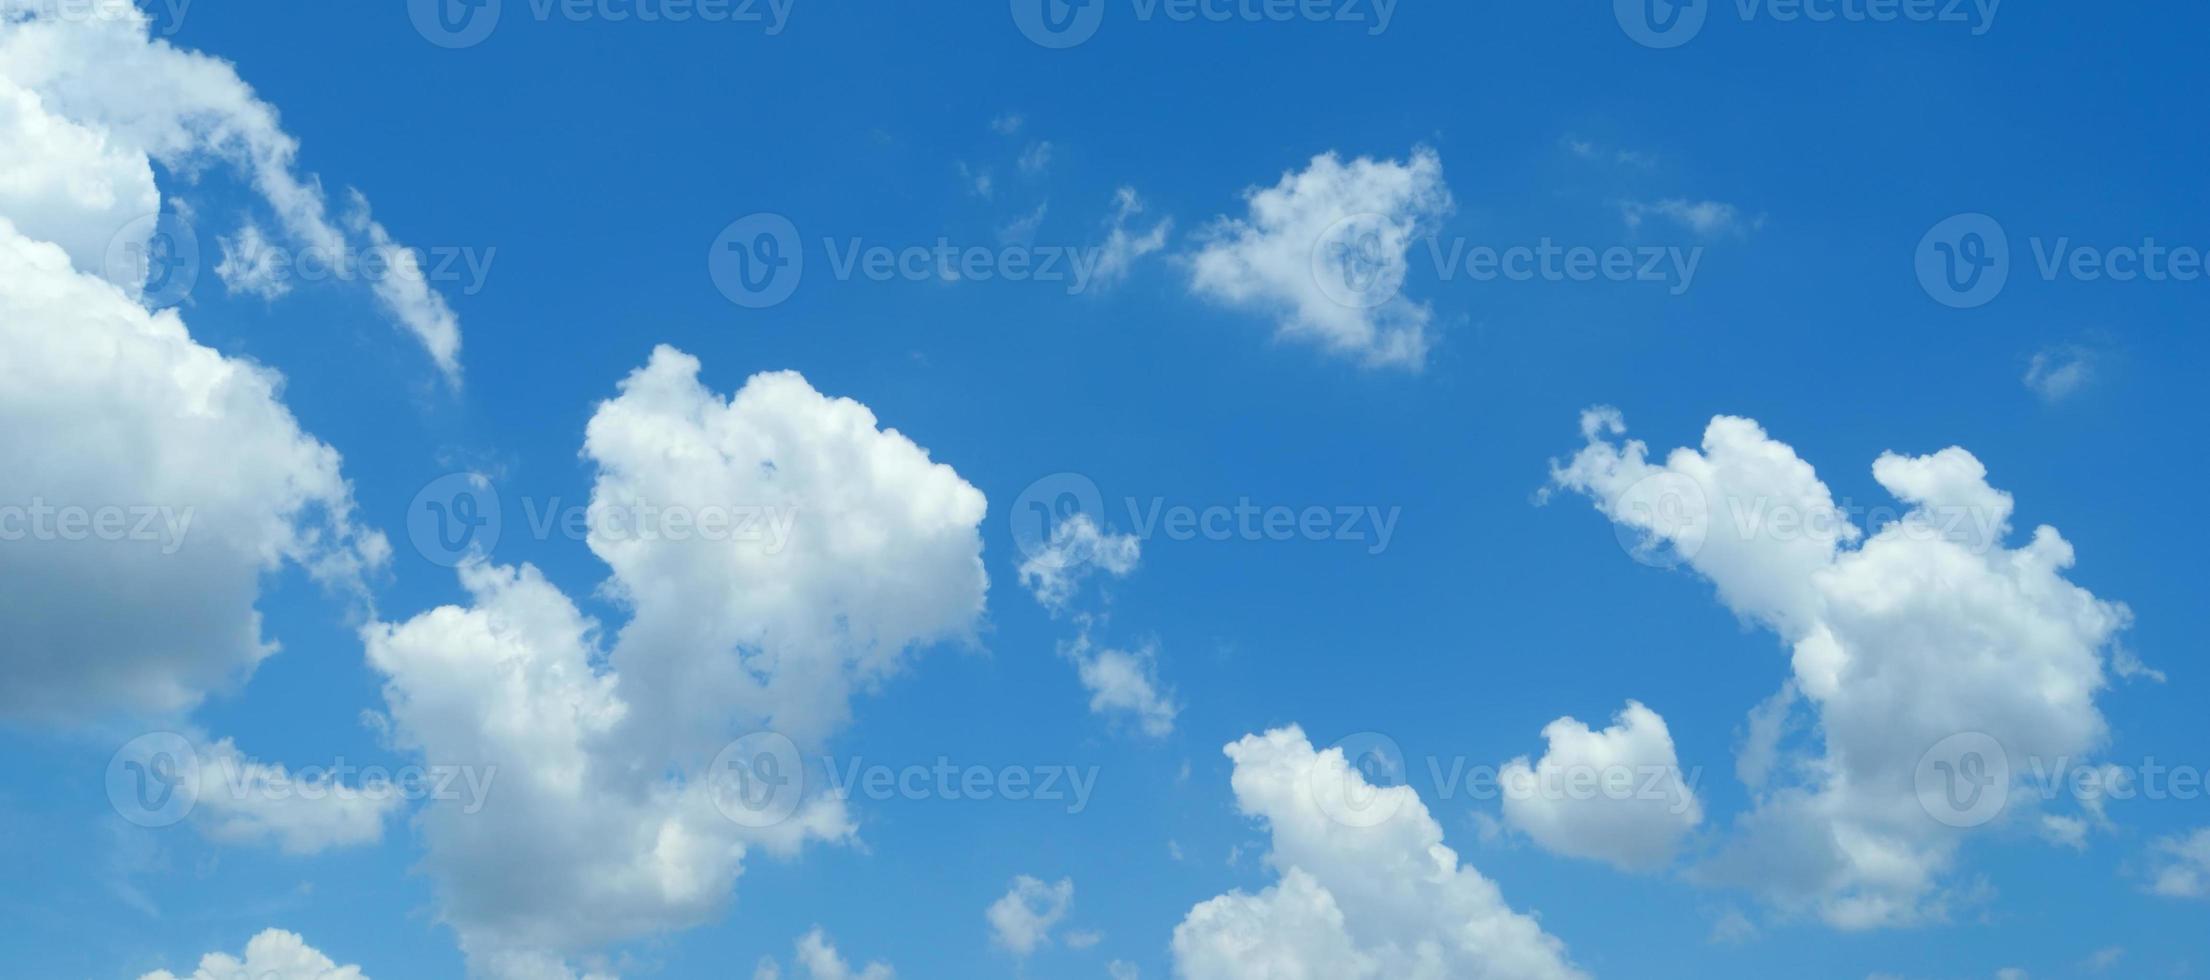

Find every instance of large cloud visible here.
[1498,701,1702,872]
[1189,148,1452,369]
[365,349,990,977]
[1173,727,1585,980]
[0,5,465,727]
[1549,410,2131,927]
[0,216,381,723]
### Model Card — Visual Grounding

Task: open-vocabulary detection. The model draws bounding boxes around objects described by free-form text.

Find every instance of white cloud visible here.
[214,220,290,299]
[1189,148,1452,369]
[1063,635,1177,738]
[755,928,894,980]
[140,929,367,980]
[0,7,463,380]
[1551,410,2132,928]
[1620,198,1757,237]
[987,875,1075,957]
[1090,187,1172,289]
[0,218,382,724]
[2023,345,2096,403]
[188,737,403,854]
[1019,141,1054,176]
[1498,701,1702,872]
[1172,727,1585,980]
[1018,512,1140,611]
[364,348,989,977]
[2145,827,2210,899]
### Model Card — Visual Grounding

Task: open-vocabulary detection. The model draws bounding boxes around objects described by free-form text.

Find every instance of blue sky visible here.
[2,1,2207,978]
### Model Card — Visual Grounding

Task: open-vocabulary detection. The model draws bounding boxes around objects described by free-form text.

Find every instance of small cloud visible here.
[992,113,1024,135]
[998,202,1049,245]
[2023,344,2097,403]
[2081,946,2125,973]
[958,161,994,199]
[1019,141,1054,176]
[987,875,1074,958]
[1708,907,1758,946]
[1620,198,1760,237]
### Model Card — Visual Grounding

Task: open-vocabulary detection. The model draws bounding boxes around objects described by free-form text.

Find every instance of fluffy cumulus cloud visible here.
[1190,148,1452,369]
[1549,409,2132,928]
[140,929,367,980]
[364,348,989,977]
[0,6,462,379]
[1173,727,1585,980]
[2145,827,2210,899]
[0,210,380,724]
[0,5,483,728]
[754,928,894,980]
[1498,701,1703,872]
[986,874,1075,957]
